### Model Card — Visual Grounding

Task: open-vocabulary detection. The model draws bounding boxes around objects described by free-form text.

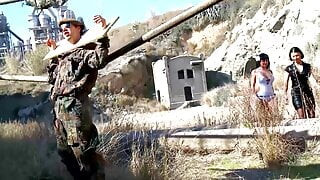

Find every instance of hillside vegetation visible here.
[2,1,320,179]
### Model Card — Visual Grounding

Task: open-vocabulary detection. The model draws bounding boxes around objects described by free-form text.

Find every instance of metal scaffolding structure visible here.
[0,0,71,62]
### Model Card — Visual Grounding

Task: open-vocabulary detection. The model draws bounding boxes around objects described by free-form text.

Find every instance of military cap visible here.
[58,18,84,27]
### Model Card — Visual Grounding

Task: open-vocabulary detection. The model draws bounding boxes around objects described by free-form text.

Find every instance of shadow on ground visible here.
[205,71,235,90]
[0,92,51,122]
[211,163,320,179]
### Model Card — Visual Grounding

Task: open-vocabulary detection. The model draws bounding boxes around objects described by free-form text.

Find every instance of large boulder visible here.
[98,53,158,97]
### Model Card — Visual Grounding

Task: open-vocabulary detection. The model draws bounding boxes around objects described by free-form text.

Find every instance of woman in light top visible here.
[251,53,276,109]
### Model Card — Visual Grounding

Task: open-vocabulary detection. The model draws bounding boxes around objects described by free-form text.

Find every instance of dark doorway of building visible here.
[184,86,192,101]
[157,90,161,102]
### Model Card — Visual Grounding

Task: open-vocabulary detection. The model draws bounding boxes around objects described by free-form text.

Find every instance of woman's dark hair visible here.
[257,53,270,69]
[289,47,304,61]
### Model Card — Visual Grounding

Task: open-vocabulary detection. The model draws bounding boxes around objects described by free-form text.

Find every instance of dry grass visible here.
[97,125,186,179]
[256,131,302,169]
[0,79,318,179]
[0,121,49,139]
[3,45,49,76]
[187,22,228,56]
[96,91,167,114]
[1,118,313,179]
[311,67,320,116]
[4,55,21,75]
[0,121,71,180]
[115,94,167,112]
[96,120,176,179]
[130,138,172,179]
[0,81,49,96]
[196,62,320,170]
[0,120,186,180]
[272,65,287,91]
[225,84,304,168]
[201,83,240,107]
[24,44,49,76]
[97,118,137,135]
[0,1,317,178]
[201,80,303,168]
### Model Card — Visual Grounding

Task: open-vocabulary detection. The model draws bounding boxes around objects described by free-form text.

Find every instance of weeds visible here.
[0,121,70,180]
[97,120,183,179]
[0,120,49,139]
[24,44,49,76]
[3,45,48,76]
[0,0,318,178]
[223,81,304,168]
[256,132,294,169]
[4,55,21,75]
[201,83,239,107]
[0,120,185,180]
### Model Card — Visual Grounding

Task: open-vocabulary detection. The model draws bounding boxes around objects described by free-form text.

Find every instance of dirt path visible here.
[120,105,231,129]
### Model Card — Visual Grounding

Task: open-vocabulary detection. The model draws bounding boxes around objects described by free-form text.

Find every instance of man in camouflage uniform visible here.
[47,15,110,179]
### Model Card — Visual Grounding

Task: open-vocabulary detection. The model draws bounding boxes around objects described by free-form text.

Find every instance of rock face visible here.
[98,53,159,97]
[203,0,320,79]
[96,1,320,97]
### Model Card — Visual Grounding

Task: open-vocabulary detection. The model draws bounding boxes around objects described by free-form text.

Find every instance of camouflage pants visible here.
[53,96,104,179]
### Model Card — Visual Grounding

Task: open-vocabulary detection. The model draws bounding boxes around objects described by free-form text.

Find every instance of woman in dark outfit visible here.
[284,47,315,119]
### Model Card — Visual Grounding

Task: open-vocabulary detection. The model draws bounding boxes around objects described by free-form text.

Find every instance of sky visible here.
[1,0,201,42]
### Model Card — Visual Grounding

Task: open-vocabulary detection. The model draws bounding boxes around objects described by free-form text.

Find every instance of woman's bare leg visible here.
[297,108,305,119]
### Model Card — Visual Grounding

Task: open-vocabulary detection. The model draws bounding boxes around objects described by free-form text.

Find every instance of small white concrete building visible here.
[152,55,207,109]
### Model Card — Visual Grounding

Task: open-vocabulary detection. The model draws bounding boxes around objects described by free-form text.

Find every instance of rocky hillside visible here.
[104,0,320,97]
[3,0,319,126]
[98,10,189,97]
[202,0,320,80]
[107,10,184,53]
[97,2,228,97]
[101,0,320,97]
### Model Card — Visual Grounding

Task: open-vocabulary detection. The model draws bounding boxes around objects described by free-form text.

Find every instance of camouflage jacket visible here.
[47,37,110,100]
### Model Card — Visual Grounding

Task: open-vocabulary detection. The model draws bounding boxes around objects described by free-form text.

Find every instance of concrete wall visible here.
[152,57,170,108]
[167,55,207,109]
[153,55,207,109]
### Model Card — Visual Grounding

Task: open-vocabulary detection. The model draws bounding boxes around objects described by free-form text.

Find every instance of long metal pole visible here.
[107,0,224,61]
[0,0,225,82]
[0,0,22,5]
[0,74,48,82]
